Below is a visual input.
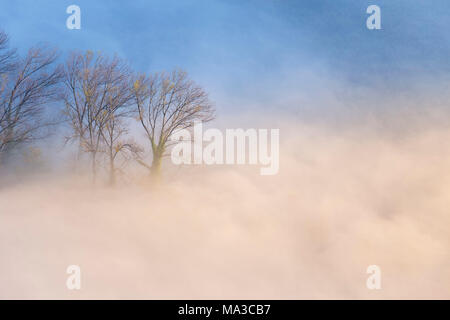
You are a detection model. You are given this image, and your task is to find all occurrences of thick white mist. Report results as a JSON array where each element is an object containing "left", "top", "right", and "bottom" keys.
[{"left": 1, "top": 115, "right": 449, "bottom": 299}]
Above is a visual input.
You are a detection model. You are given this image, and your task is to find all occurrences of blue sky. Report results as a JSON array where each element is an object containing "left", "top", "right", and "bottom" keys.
[{"left": 1, "top": 0, "right": 449, "bottom": 115}]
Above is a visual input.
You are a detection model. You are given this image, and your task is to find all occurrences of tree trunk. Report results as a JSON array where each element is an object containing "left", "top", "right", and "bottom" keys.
[
  {"left": 91, "top": 152, "right": 97, "bottom": 184},
  {"left": 151, "top": 154, "right": 162, "bottom": 179},
  {"left": 150, "top": 148, "right": 163, "bottom": 182},
  {"left": 109, "top": 154, "right": 116, "bottom": 186}
]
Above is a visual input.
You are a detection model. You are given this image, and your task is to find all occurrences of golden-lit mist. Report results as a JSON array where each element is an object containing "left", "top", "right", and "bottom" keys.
[{"left": 1, "top": 117, "right": 449, "bottom": 299}]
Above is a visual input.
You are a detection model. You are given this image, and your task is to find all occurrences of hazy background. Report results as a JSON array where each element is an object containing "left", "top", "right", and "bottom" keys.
[
  {"left": 1, "top": 121, "right": 450, "bottom": 299},
  {"left": 0, "top": 0, "right": 450, "bottom": 299},
  {"left": 2, "top": 0, "right": 450, "bottom": 117}
]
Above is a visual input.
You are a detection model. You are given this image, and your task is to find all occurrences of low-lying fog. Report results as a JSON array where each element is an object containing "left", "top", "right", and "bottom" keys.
[{"left": 1, "top": 114, "right": 449, "bottom": 299}]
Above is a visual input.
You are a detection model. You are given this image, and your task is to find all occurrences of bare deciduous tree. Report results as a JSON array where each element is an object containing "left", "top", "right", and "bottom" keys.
[
  {"left": 131, "top": 69, "right": 214, "bottom": 179},
  {"left": 0, "top": 40, "right": 62, "bottom": 164},
  {"left": 63, "top": 51, "right": 136, "bottom": 183},
  {"left": 0, "top": 31, "right": 17, "bottom": 75},
  {"left": 101, "top": 113, "right": 142, "bottom": 185}
]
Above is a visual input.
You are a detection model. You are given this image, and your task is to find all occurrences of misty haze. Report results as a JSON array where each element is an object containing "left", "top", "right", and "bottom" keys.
[{"left": 1, "top": 0, "right": 450, "bottom": 300}]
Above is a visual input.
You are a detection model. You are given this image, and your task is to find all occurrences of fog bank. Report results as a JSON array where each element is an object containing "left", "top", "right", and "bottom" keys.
[{"left": 1, "top": 117, "right": 449, "bottom": 299}]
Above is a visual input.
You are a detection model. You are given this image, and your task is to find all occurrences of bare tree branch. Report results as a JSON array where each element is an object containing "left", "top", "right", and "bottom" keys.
[
  {"left": 0, "top": 38, "right": 62, "bottom": 163},
  {"left": 131, "top": 69, "right": 215, "bottom": 178},
  {"left": 62, "top": 51, "right": 137, "bottom": 184}
]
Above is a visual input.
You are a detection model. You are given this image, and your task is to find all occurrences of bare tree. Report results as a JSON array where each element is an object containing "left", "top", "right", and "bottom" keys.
[
  {"left": 0, "top": 31, "right": 17, "bottom": 75},
  {"left": 101, "top": 112, "right": 142, "bottom": 185},
  {"left": 63, "top": 51, "right": 135, "bottom": 183},
  {"left": 131, "top": 69, "right": 214, "bottom": 179},
  {"left": 0, "top": 42, "right": 63, "bottom": 164}
]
